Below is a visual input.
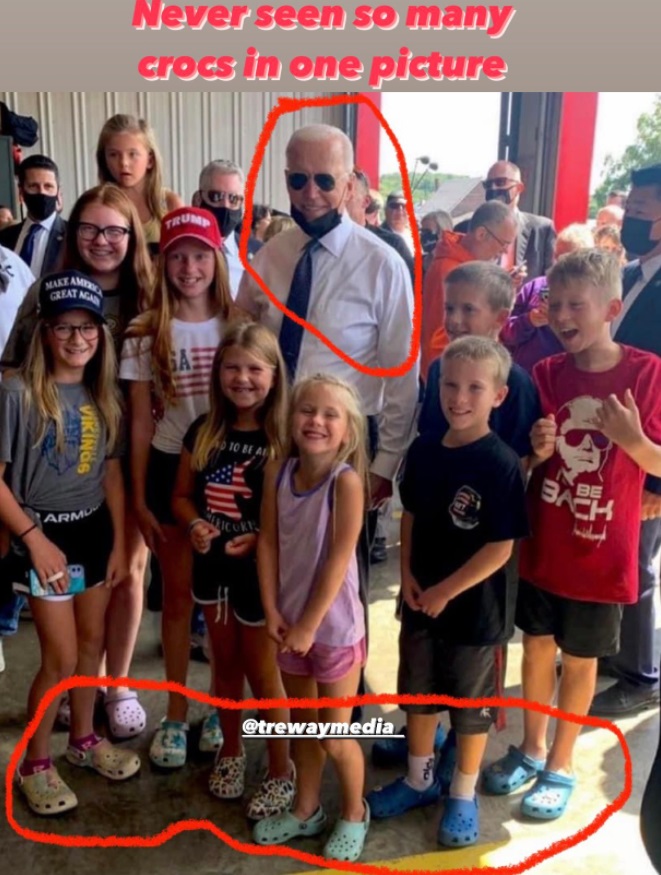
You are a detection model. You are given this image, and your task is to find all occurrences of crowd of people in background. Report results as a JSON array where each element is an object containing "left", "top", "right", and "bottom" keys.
[{"left": 1, "top": 111, "right": 660, "bottom": 866}]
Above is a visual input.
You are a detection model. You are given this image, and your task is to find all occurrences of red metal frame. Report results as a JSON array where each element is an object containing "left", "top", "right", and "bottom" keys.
[
  {"left": 553, "top": 92, "right": 599, "bottom": 230},
  {"left": 355, "top": 93, "right": 381, "bottom": 190}
]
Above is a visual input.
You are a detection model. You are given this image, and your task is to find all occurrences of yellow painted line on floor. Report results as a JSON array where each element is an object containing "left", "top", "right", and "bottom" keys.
[{"left": 285, "top": 840, "right": 508, "bottom": 874}]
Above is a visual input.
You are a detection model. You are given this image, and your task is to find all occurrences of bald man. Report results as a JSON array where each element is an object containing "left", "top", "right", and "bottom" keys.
[{"left": 456, "top": 160, "right": 557, "bottom": 279}]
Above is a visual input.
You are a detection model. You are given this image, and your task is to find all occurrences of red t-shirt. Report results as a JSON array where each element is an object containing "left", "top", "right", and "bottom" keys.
[{"left": 520, "top": 345, "right": 661, "bottom": 604}]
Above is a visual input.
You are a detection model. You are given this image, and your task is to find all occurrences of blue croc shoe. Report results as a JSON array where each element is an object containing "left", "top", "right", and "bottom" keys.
[
  {"left": 371, "top": 724, "right": 447, "bottom": 768},
  {"left": 520, "top": 770, "right": 576, "bottom": 820},
  {"left": 438, "top": 796, "right": 479, "bottom": 847},
  {"left": 482, "top": 746, "right": 545, "bottom": 796},
  {"left": 367, "top": 776, "right": 441, "bottom": 819}
]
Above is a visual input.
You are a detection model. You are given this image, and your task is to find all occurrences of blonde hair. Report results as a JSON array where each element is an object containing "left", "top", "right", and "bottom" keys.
[
  {"left": 191, "top": 322, "right": 288, "bottom": 470},
  {"left": 125, "top": 244, "right": 232, "bottom": 404},
  {"left": 594, "top": 223, "right": 624, "bottom": 255},
  {"left": 445, "top": 262, "right": 514, "bottom": 312},
  {"left": 548, "top": 249, "right": 623, "bottom": 302},
  {"left": 263, "top": 215, "right": 296, "bottom": 243},
  {"left": 555, "top": 222, "right": 595, "bottom": 252},
  {"left": 96, "top": 114, "right": 166, "bottom": 223},
  {"left": 442, "top": 336, "right": 512, "bottom": 386},
  {"left": 21, "top": 319, "right": 122, "bottom": 453},
  {"left": 287, "top": 374, "right": 369, "bottom": 489}
]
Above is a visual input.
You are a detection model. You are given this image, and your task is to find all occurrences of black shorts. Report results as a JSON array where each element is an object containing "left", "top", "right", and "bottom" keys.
[
  {"left": 398, "top": 613, "right": 505, "bottom": 734},
  {"left": 11, "top": 503, "right": 114, "bottom": 599},
  {"left": 193, "top": 549, "right": 264, "bottom": 626},
  {"left": 146, "top": 447, "right": 181, "bottom": 525},
  {"left": 516, "top": 579, "right": 623, "bottom": 659}
]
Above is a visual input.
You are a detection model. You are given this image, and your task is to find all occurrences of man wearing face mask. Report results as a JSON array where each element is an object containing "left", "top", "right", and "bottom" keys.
[
  {"left": 457, "top": 161, "right": 556, "bottom": 282},
  {"left": 237, "top": 123, "right": 418, "bottom": 675},
  {"left": 0, "top": 155, "right": 66, "bottom": 278},
  {"left": 192, "top": 159, "right": 261, "bottom": 300},
  {"left": 589, "top": 164, "right": 661, "bottom": 719}
]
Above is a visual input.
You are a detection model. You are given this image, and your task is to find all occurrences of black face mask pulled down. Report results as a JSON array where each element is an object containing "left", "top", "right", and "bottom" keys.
[
  {"left": 420, "top": 228, "right": 439, "bottom": 251},
  {"left": 23, "top": 192, "right": 58, "bottom": 222},
  {"left": 208, "top": 205, "right": 242, "bottom": 240},
  {"left": 290, "top": 204, "right": 342, "bottom": 240},
  {"left": 620, "top": 215, "right": 661, "bottom": 257},
  {"left": 485, "top": 187, "right": 513, "bottom": 206}
]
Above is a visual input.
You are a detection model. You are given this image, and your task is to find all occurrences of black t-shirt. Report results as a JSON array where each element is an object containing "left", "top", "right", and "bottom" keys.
[
  {"left": 183, "top": 418, "right": 269, "bottom": 547},
  {"left": 400, "top": 431, "right": 529, "bottom": 645}
]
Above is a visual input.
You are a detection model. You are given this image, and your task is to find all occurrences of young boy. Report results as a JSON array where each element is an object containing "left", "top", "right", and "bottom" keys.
[
  {"left": 482, "top": 249, "right": 661, "bottom": 819},
  {"left": 367, "top": 336, "right": 530, "bottom": 847},
  {"left": 373, "top": 261, "right": 540, "bottom": 770}
]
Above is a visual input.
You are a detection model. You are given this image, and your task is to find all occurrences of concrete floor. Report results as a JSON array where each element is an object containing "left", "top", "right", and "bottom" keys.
[{"left": 2, "top": 514, "right": 660, "bottom": 875}]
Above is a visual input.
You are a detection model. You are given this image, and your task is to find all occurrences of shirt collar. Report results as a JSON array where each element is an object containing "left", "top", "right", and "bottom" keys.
[
  {"left": 27, "top": 211, "right": 57, "bottom": 232},
  {"left": 223, "top": 230, "right": 238, "bottom": 255},
  {"left": 640, "top": 251, "right": 661, "bottom": 282},
  {"left": 315, "top": 212, "right": 353, "bottom": 257}
]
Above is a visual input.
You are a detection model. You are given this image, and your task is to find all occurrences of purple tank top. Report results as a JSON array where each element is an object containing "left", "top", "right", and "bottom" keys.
[{"left": 276, "top": 458, "right": 365, "bottom": 648}]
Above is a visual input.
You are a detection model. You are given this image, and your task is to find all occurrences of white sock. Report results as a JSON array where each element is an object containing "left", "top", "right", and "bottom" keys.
[
  {"left": 404, "top": 753, "right": 435, "bottom": 791},
  {"left": 449, "top": 767, "right": 479, "bottom": 801}
]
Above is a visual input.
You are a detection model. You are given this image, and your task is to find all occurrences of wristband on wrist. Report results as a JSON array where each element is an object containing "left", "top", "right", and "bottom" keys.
[{"left": 18, "top": 523, "right": 38, "bottom": 540}]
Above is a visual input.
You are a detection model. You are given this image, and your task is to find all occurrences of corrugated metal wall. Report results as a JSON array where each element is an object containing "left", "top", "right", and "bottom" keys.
[{"left": 1, "top": 92, "right": 347, "bottom": 216}]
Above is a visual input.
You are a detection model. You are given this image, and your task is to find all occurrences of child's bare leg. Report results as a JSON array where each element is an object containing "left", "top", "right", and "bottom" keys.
[
  {"left": 25, "top": 598, "right": 78, "bottom": 761},
  {"left": 158, "top": 526, "right": 193, "bottom": 722},
  {"left": 451, "top": 731, "right": 488, "bottom": 798},
  {"left": 521, "top": 633, "right": 557, "bottom": 760},
  {"left": 546, "top": 653, "right": 597, "bottom": 774},
  {"left": 242, "top": 624, "right": 290, "bottom": 777},
  {"left": 69, "top": 584, "right": 112, "bottom": 739},
  {"left": 319, "top": 664, "right": 365, "bottom": 822},
  {"left": 203, "top": 605, "right": 244, "bottom": 755},
  {"left": 282, "top": 672, "right": 325, "bottom": 820}
]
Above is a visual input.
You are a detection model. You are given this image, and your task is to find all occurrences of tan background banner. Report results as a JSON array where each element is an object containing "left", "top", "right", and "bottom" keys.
[{"left": 2, "top": 0, "right": 660, "bottom": 90}]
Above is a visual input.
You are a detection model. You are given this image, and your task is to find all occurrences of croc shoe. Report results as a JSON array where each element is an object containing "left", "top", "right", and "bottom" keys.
[
  {"left": 149, "top": 719, "right": 189, "bottom": 769},
  {"left": 367, "top": 776, "right": 441, "bottom": 819},
  {"left": 65, "top": 738, "right": 141, "bottom": 780},
  {"left": 17, "top": 765, "right": 78, "bottom": 815},
  {"left": 438, "top": 796, "right": 479, "bottom": 847},
  {"left": 520, "top": 770, "right": 576, "bottom": 820},
  {"left": 253, "top": 806, "right": 327, "bottom": 845},
  {"left": 323, "top": 801, "right": 371, "bottom": 863},
  {"left": 482, "top": 746, "right": 545, "bottom": 795}
]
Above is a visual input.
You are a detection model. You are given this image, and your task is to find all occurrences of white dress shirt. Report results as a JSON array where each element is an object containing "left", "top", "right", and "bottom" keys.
[
  {"left": 236, "top": 214, "right": 419, "bottom": 480},
  {"left": 0, "top": 245, "right": 35, "bottom": 363},
  {"left": 14, "top": 211, "right": 57, "bottom": 278},
  {"left": 223, "top": 231, "right": 245, "bottom": 300},
  {"left": 612, "top": 251, "right": 661, "bottom": 336}
]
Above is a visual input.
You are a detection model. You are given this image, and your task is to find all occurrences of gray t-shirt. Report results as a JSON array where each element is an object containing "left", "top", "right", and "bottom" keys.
[{"left": 0, "top": 376, "right": 114, "bottom": 515}]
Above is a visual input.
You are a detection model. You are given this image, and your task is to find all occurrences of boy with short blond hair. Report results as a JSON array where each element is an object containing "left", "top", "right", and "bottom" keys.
[
  {"left": 368, "top": 336, "right": 529, "bottom": 848},
  {"left": 483, "top": 249, "right": 661, "bottom": 819}
]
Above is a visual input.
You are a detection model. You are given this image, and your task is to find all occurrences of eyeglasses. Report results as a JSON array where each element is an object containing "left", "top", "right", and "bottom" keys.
[
  {"left": 200, "top": 190, "right": 244, "bottom": 208},
  {"left": 77, "top": 223, "right": 130, "bottom": 243},
  {"left": 48, "top": 322, "right": 100, "bottom": 340},
  {"left": 287, "top": 172, "right": 342, "bottom": 193},
  {"left": 562, "top": 429, "right": 610, "bottom": 450},
  {"left": 483, "top": 226, "right": 514, "bottom": 248},
  {"left": 387, "top": 202, "right": 407, "bottom": 210},
  {"left": 482, "top": 177, "right": 518, "bottom": 190}
]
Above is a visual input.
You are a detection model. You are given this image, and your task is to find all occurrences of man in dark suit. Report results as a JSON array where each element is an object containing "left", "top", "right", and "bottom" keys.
[
  {"left": 456, "top": 161, "right": 556, "bottom": 281},
  {"left": 193, "top": 159, "right": 261, "bottom": 300},
  {"left": 590, "top": 163, "right": 661, "bottom": 718},
  {"left": 0, "top": 154, "right": 66, "bottom": 278}
]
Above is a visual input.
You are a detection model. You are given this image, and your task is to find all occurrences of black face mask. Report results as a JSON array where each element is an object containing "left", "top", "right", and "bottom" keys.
[
  {"left": 23, "top": 192, "right": 58, "bottom": 222},
  {"left": 420, "top": 228, "right": 439, "bottom": 250},
  {"left": 290, "top": 204, "right": 342, "bottom": 240},
  {"left": 620, "top": 215, "right": 661, "bottom": 257},
  {"left": 485, "top": 187, "right": 513, "bottom": 206},
  {"left": 208, "top": 205, "right": 242, "bottom": 239}
]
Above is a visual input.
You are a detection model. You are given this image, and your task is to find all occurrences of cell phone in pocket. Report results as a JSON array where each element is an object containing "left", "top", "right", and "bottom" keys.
[{"left": 28, "top": 564, "right": 86, "bottom": 597}]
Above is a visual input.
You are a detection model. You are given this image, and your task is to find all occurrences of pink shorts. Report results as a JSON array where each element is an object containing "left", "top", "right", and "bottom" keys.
[{"left": 278, "top": 638, "right": 367, "bottom": 684}]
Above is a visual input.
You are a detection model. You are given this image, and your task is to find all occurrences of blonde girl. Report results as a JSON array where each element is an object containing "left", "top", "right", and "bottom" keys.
[
  {"left": 253, "top": 375, "right": 371, "bottom": 863},
  {"left": 1, "top": 184, "right": 154, "bottom": 738},
  {"left": 172, "top": 322, "right": 296, "bottom": 820},
  {"left": 120, "top": 206, "right": 234, "bottom": 768},
  {"left": 0, "top": 270, "right": 140, "bottom": 816},
  {"left": 96, "top": 114, "right": 183, "bottom": 246}
]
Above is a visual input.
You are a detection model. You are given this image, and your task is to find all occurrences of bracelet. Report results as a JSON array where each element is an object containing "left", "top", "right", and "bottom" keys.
[
  {"left": 187, "top": 518, "right": 206, "bottom": 534},
  {"left": 18, "top": 523, "right": 38, "bottom": 540}
]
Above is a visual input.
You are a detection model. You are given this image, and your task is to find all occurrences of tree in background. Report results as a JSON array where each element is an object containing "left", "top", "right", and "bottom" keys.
[
  {"left": 380, "top": 171, "right": 462, "bottom": 205},
  {"left": 592, "top": 93, "right": 661, "bottom": 212}
]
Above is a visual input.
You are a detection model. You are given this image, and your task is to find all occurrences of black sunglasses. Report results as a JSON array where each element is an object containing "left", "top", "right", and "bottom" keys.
[{"left": 287, "top": 172, "right": 338, "bottom": 192}]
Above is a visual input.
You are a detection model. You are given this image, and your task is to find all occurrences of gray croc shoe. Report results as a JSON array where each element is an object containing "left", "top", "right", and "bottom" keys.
[{"left": 253, "top": 806, "right": 327, "bottom": 845}]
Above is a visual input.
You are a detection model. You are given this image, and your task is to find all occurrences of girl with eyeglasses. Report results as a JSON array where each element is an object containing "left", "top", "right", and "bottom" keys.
[
  {"left": 1, "top": 184, "right": 157, "bottom": 742},
  {"left": 96, "top": 114, "right": 183, "bottom": 247},
  {"left": 0, "top": 270, "right": 141, "bottom": 816}
]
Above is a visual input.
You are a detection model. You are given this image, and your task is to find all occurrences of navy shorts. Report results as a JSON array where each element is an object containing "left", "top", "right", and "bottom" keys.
[{"left": 193, "top": 548, "right": 264, "bottom": 626}]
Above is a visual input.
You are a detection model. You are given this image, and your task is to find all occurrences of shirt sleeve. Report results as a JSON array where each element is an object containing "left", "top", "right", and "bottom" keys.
[
  {"left": 0, "top": 383, "right": 20, "bottom": 463},
  {"left": 500, "top": 280, "right": 538, "bottom": 350},
  {"left": 398, "top": 437, "right": 422, "bottom": 515},
  {"left": 418, "top": 358, "right": 444, "bottom": 435},
  {"left": 0, "top": 278, "right": 41, "bottom": 370},
  {"left": 371, "top": 254, "right": 420, "bottom": 482},
  {"left": 494, "top": 366, "right": 541, "bottom": 458},
  {"left": 482, "top": 450, "right": 530, "bottom": 543},
  {"left": 119, "top": 335, "right": 153, "bottom": 382},
  {"left": 235, "top": 254, "right": 264, "bottom": 318}
]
